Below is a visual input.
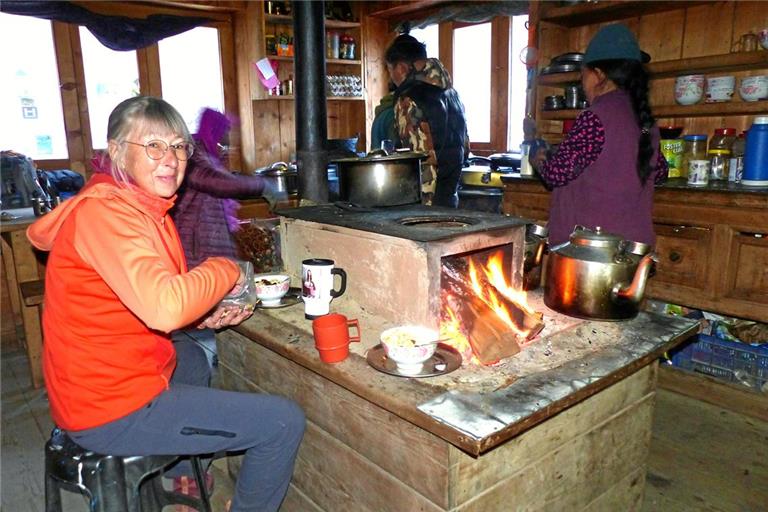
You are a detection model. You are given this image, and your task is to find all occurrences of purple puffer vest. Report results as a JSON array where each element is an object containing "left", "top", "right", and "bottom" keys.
[{"left": 547, "top": 89, "right": 661, "bottom": 246}]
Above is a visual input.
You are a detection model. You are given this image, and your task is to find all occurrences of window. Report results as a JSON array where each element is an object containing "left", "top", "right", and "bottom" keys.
[
  {"left": 0, "top": 13, "right": 67, "bottom": 159},
  {"left": 409, "top": 25, "right": 439, "bottom": 58},
  {"left": 159, "top": 26, "right": 224, "bottom": 133},
  {"left": 453, "top": 23, "right": 492, "bottom": 143},
  {"left": 508, "top": 15, "right": 529, "bottom": 152},
  {"left": 80, "top": 27, "right": 140, "bottom": 149}
]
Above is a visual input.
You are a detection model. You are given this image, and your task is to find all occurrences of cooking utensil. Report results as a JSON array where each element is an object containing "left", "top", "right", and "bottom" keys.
[
  {"left": 253, "top": 161, "right": 298, "bottom": 195},
  {"left": 543, "top": 95, "right": 565, "bottom": 110},
  {"left": 413, "top": 338, "right": 452, "bottom": 347},
  {"left": 551, "top": 52, "right": 584, "bottom": 64},
  {"left": 544, "top": 226, "right": 656, "bottom": 320},
  {"left": 332, "top": 149, "right": 427, "bottom": 207},
  {"left": 539, "top": 63, "right": 580, "bottom": 75}
]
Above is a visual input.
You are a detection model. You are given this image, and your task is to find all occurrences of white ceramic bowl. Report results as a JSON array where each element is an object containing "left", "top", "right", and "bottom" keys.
[
  {"left": 739, "top": 76, "right": 768, "bottom": 102},
  {"left": 759, "top": 28, "right": 768, "bottom": 50},
  {"left": 253, "top": 274, "right": 291, "bottom": 305},
  {"left": 380, "top": 325, "right": 438, "bottom": 374},
  {"left": 675, "top": 75, "right": 705, "bottom": 105},
  {"left": 705, "top": 75, "right": 735, "bottom": 102}
]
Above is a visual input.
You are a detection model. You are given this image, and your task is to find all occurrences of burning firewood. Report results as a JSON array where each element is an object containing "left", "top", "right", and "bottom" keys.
[{"left": 442, "top": 258, "right": 544, "bottom": 365}]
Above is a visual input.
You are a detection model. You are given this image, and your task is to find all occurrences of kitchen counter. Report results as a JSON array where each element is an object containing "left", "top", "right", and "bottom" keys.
[
  {"left": 500, "top": 173, "right": 768, "bottom": 194},
  {"left": 1, "top": 207, "right": 45, "bottom": 388},
  {"left": 217, "top": 290, "right": 698, "bottom": 511}
]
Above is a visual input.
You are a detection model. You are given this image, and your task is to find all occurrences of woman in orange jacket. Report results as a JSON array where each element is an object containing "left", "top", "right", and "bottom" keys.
[{"left": 27, "top": 96, "right": 304, "bottom": 512}]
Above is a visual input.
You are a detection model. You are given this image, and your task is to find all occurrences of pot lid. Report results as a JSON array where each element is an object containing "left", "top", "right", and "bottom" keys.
[
  {"left": 569, "top": 226, "right": 623, "bottom": 248},
  {"left": 331, "top": 148, "right": 428, "bottom": 164},
  {"left": 255, "top": 161, "right": 297, "bottom": 176}
]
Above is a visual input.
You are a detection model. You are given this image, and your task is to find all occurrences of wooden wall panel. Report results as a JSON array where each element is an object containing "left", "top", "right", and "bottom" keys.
[
  {"left": 681, "top": 3, "right": 734, "bottom": 58},
  {"left": 363, "top": 11, "right": 391, "bottom": 152},
  {"left": 638, "top": 10, "right": 685, "bottom": 62},
  {"left": 279, "top": 100, "right": 296, "bottom": 163},
  {"left": 252, "top": 99, "right": 283, "bottom": 166}
]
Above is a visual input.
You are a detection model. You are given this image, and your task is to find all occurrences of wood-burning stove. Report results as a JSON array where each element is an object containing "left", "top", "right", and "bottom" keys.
[{"left": 279, "top": 205, "right": 529, "bottom": 337}]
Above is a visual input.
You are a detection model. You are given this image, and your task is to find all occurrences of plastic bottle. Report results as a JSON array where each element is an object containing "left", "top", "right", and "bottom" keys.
[
  {"left": 708, "top": 128, "right": 735, "bottom": 181},
  {"left": 742, "top": 116, "right": 768, "bottom": 187},
  {"left": 682, "top": 134, "right": 708, "bottom": 184}
]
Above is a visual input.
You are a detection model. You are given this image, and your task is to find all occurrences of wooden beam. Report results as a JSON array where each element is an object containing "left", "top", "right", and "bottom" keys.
[{"left": 368, "top": 1, "right": 454, "bottom": 20}]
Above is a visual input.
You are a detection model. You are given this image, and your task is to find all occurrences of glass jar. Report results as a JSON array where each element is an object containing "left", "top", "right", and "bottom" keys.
[
  {"left": 707, "top": 128, "right": 736, "bottom": 181},
  {"left": 681, "top": 134, "right": 707, "bottom": 182},
  {"left": 729, "top": 132, "right": 746, "bottom": 182}
]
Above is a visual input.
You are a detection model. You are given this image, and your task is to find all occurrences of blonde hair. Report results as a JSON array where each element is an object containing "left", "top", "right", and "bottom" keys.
[{"left": 105, "top": 96, "right": 191, "bottom": 184}]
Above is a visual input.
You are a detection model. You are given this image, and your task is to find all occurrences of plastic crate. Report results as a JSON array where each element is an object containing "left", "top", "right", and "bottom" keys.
[{"left": 669, "top": 333, "right": 768, "bottom": 391}]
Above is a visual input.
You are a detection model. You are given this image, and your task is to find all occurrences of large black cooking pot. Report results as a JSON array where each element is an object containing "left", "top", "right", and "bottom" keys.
[{"left": 332, "top": 149, "right": 427, "bottom": 207}]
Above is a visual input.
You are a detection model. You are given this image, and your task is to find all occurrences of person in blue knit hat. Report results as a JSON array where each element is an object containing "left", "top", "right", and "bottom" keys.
[{"left": 531, "top": 23, "right": 668, "bottom": 247}]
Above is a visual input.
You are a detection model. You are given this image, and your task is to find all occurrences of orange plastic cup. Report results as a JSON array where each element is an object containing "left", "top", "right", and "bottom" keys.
[{"left": 312, "top": 314, "right": 360, "bottom": 363}]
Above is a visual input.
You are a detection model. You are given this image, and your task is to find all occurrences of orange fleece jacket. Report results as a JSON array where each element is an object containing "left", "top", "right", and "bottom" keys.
[{"left": 27, "top": 174, "right": 239, "bottom": 431}]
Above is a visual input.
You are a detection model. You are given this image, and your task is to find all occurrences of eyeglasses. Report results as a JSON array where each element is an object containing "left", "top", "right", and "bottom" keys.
[{"left": 123, "top": 140, "right": 194, "bottom": 161}]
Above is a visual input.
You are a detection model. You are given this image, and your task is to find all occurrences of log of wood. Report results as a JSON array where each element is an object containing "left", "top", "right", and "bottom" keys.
[{"left": 441, "top": 259, "right": 544, "bottom": 365}]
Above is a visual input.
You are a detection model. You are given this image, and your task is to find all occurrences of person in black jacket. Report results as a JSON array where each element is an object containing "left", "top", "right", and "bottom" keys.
[{"left": 385, "top": 34, "right": 468, "bottom": 208}]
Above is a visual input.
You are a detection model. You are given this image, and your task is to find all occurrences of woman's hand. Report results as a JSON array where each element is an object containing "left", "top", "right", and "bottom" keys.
[{"left": 198, "top": 303, "right": 254, "bottom": 330}]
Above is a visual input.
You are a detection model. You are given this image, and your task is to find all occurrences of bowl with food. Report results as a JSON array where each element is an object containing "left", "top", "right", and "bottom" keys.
[
  {"left": 253, "top": 274, "right": 291, "bottom": 305},
  {"left": 380, "top": 325, "right": 439, "bottom": 374}
]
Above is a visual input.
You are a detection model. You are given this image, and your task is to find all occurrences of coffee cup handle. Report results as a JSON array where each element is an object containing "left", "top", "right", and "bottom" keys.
[
  {"left": 347, "top": 319, "right": 360, "bottom": 343},
  {"left": 330, "top": 268, "right": 347, "bottom": 298}
]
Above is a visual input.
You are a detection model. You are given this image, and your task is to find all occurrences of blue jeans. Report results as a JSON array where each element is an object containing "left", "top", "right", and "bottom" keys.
[
  {"left": 68, "top": 338, "right": 305, "bottom": 512},
  {"left": 172, "top": 327, "right": 218, "bottom": 368}
]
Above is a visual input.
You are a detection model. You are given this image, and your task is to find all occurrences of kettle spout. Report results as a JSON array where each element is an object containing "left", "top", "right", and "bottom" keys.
[{"left": 612, "top": 253, "right": 656, "bottom": 304}]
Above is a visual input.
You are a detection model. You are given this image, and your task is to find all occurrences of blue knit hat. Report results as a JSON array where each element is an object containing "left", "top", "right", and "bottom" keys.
[{"left": 584, "top": 24, "right": 641, "bottom": 63}]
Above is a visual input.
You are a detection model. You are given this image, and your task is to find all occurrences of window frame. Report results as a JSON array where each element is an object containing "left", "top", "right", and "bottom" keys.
[
  {"left": 32, "top": 4, "right": 238, "bottom": 175},
  {"left": 439, "top": 17, "right": 511, "bottom": 155}
]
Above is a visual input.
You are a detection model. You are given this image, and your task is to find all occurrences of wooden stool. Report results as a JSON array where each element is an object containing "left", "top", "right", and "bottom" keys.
[
  {"left": 18, "top": 279, "right": 44, "bottom": 388},
  {"left": 45, "top": 427, "right": 212, "bottom": 512}
]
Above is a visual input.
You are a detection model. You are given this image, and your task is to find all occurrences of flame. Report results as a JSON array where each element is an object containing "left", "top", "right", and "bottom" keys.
[
  {"left": 439, "top": 302, "right": 479, "bottom": 364},
  {"left": 440, "top": 250, "right": 539, "bottom": 364},
  {"left": 469, "top": 252, "right": 536, "bottom": 339}
]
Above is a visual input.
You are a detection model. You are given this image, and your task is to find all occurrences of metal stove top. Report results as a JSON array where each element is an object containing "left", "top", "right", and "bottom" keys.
[{"left": 277, "top": 204, "right": 527, "bottom": 242}]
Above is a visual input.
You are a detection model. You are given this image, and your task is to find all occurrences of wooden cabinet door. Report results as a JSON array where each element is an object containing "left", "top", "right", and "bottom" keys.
[
  {"left": 651, "top": 223, "right": 713, "bottom": 297},
  {"left": 721, "top": 231, "right": 768, "bottom": 312}
]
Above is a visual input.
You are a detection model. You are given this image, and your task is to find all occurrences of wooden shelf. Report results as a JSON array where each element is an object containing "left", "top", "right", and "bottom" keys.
[
  {"left": 538, "top": 52, "right": 768, "bottom": 86},
  {"left": 540, "top": 100, "right": 768, "bottom": 120},
  {"left": 266, "top": 55, "right": 361, "bottom": 66},
  {"left": 265, "top": 14, "right": 360, "bottom": 28},
  {"left": 540, "top": 1, "right": 709, "bottom": 27},
  {"left": 255, "top": 95, "right": 364, "bottom": 102}
]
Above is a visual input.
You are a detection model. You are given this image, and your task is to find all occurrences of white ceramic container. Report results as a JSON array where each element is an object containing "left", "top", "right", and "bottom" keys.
[
  {"left": 705, "top": 76, "right": 735, "bottom": 102},
  {"left": 739, "top": 76, "right": 768, "bottom": 102},
  {"left": 675, "top": 75, "right": 705, "bottom": 105}
]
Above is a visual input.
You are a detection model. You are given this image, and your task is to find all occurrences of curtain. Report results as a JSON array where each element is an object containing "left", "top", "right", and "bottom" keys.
[
  {"left": 0, "top": 0, "right": 212, "bottom": 51},
  {"left": 395, "top": 1, "right": 529, "bottom": 32}
]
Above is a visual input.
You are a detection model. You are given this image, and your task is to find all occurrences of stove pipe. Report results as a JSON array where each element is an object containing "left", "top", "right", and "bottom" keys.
[{"left": 293, "top": 0, "right": 329, "bottom": 203}]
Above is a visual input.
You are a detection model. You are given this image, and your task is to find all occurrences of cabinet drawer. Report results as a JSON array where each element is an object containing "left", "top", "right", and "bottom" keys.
[
  {"left": 723, "top": 232, "right": 768, "bottom": 305},
  {"left": 654, "top": 224, "right": 712, "bottom": 288}
]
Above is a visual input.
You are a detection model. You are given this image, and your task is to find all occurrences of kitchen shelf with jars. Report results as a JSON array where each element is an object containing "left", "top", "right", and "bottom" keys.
[
  {"left": 259, "top": 8, "right": 364, "bottom": 101},
  {"left": 530, "top": 0, "right": 768, "bottom": 145},
  {"left": 250, "top": 0, "right": 368, "bottom": 166}
]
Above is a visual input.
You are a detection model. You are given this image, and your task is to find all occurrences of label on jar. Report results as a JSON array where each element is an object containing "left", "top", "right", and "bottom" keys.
[
  {"left": 687, "top": 159, "right": 710, "bottom": 186},
  {"left": 728, "top": 156, "right": 743, "bottom": 182},
  {"left": 661, "top": 139, "right": 684, "bottom": 178}
]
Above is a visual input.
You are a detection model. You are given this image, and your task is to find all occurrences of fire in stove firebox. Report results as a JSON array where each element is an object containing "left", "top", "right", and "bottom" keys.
[{"left": 441, "top": 248, "right": 544, "bottom": 365}]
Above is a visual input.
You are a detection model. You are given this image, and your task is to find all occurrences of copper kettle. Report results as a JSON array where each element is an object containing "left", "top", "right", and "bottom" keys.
[{"left": 543, "top": 226, "right": 655, "bottom": 320}]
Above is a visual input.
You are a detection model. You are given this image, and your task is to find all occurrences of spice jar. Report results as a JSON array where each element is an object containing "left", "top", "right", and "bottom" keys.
[
  {"left": 682, "top": 134, "right": 708, "bottom": 185},
  {"left": 707, "top": 128, "right": 736, "bottom": 181}
]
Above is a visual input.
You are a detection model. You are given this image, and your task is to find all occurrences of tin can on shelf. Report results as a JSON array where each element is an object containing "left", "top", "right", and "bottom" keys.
[
  {"left": 660, "top": 139, "right": 684, "bottom": 178},
  {"left": 687, "top": 159, "right": 710, "bottom": 186}
]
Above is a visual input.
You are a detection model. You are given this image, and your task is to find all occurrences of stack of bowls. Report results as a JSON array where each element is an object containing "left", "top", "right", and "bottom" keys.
[{"left": 675, "top": 75, "right": 705, "bottom": 105}]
